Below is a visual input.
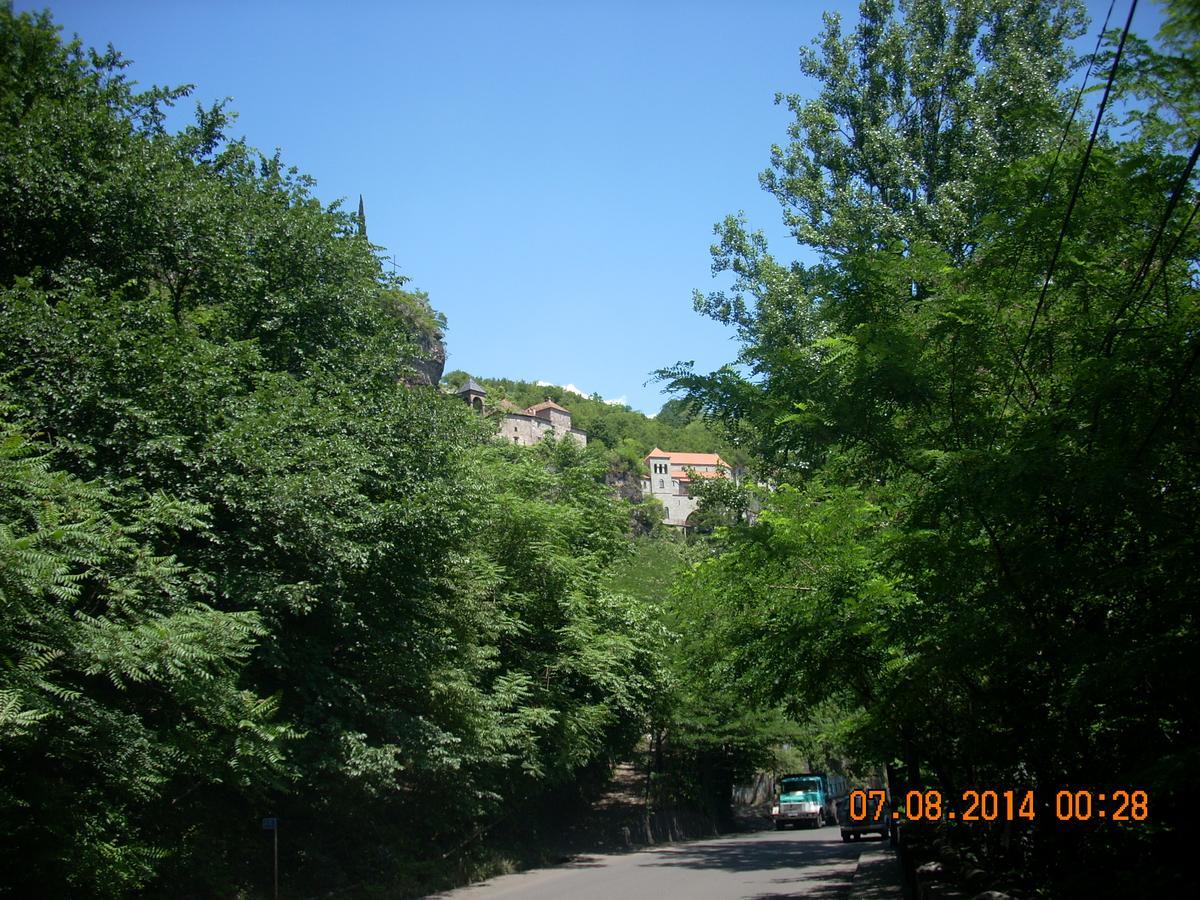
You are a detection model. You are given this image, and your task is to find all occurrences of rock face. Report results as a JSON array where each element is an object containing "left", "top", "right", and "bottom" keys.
[
  {"left": 408, "top": 323, "right": 446, "bottom": 386},
  {"left": 605, "top": 469, "right": 643, "bottom": 502},
  {"left": 385, "top": 288, "right": 446, "bottom": 386}
]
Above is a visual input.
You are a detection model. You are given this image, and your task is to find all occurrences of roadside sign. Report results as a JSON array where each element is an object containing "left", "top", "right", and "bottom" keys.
[{"left": 262, "top": 817, "right": 278, "bottom": 830}]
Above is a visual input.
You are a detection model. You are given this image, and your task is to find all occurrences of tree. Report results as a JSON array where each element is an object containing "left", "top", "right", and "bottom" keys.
[
  {"left": 664, "top": 0, "right": 1088, "bottom": 471},
  {"left": 0, "top": 7, "right": 664, "bottom": 894},
  {"left": 662, "top": 0, "right": 1199, "bottom": 892},
  {"left": 0, "top": 403, "right": 292, "bottom": 896}
]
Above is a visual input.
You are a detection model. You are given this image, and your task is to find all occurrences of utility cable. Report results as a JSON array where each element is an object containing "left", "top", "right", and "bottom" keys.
[
  {"left": 1020, "top": 0, "right": 1137, "bottom": 363},
  {"left": 1000, "top": 0, "right": 1138, "bottom": 418},
  {"left": 1101, "top": 135, "right": 1200, "bottom": 356},
  {"left": 988, "top": 0, "right": 1118, "bottom": 399}
]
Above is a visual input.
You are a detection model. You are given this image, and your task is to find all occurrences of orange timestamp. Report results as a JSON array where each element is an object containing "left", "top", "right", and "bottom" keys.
[{"left": 848, "top": 788, "right": 1149, "bottom": 823}]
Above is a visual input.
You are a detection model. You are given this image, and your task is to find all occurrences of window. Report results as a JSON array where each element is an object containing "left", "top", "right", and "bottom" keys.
[{"left": 658, "top": 479, "right": 664, "bottom": 488}]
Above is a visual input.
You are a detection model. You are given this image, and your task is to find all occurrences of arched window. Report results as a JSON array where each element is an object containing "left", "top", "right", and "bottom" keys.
[{"left": 658, "top": 479, "right": 664, "bottom": 488}]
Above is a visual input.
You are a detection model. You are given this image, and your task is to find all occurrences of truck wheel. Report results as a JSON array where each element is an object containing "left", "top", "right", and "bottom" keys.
[{"left": 841, "top": 832, "right": 850, "bottom": 843}]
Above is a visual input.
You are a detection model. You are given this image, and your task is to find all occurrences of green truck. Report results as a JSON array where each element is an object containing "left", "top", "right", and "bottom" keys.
[{"left": 770, "top": 772, "right": 848, "bottom": 829}]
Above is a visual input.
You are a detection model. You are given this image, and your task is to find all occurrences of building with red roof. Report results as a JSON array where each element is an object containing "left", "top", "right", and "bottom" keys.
[
  {"left": 641, "top": 448, "right": 731, "bottom": 526},
  {"left": 457, "top": 381, "right": 587, "bottom": 447}
]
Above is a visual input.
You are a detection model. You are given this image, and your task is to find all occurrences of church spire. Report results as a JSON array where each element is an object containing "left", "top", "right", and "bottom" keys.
[{"left": 357, "top": 194, "right": 367, "bottom": 238}]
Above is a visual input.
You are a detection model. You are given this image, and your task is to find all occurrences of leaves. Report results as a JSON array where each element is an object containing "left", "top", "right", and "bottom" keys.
[
  {"left": 0, "top": 7, "right": 663, "bottom": 894},
  {"left": 666, "top": 0, "right": 1199, "bottom": 892}
]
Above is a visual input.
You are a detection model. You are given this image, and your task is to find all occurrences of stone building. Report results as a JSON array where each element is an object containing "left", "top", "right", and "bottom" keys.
[
  {"left": 459, "top": 378, "right": 487, "bottom": 411},
  {"left": 641, "top": 448, "right": 731, "bottom": 526},
  {"left": 456, "top": 380, "right": 587, "bottom": 447}
]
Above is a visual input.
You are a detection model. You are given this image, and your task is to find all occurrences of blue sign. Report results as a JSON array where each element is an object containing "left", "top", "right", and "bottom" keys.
[{"left": 262, "top": 817, "right": 278, "bottom": 830}]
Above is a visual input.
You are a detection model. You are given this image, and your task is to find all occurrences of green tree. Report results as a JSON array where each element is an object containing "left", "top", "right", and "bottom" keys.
[
  {"left": 0, "top": 405, "right": 292, "bottom": 896},
  {"left": 0, "top": 7, "right": 663, "bottom": 895},
  {"left": 662, "top": 0, "right": 1199, "bottom": 892}
]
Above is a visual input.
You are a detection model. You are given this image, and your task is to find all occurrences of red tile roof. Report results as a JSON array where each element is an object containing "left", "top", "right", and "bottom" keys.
[
  {"left": 645, "top": 449, "right": 730, "bottom": 469},
  {"left": 673, "top": 469, "right": 727, "bottom": 481},
  {"left": 526, "top": 400, "right": 571, "bottom": 415}
]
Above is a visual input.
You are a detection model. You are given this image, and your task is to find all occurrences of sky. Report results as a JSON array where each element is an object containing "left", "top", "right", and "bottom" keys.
[{"left": 21, "top": 0, "right": 1166, "bottom": 413}]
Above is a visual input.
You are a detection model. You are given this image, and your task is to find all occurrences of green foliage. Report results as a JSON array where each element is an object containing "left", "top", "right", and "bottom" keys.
[
  {"left": 764, "top": 0, "right": 1085, "bottom": 259},
  {"left": 605, "top": 534, "right": 695, "bottom": 605},
  {"left": 0, "top": 7, "right": 663, "bottom": 895},
  {"left": 0, "top": 408, "right": 292, "bottom": 896},
  {"left": 663, "top": 0, "right": 1199, "bottom": 892},
  {"left": 684, "top": 471, "right": 757, "bottom": 532}
]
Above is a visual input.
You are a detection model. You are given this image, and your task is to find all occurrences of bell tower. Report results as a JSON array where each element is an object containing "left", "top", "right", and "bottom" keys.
[{"left": 457, "top": 378, "right": 487, "bottom": 412}]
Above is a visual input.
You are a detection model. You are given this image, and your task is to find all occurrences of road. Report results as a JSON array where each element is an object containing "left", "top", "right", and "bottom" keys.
[{"left": 430, "top": 827, "right": 901, "bottom": 900}]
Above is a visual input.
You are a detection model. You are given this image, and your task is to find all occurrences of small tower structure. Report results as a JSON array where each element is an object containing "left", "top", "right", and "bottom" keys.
[{"left": 457, "top": 378, "right": 487, "bottom": 412}]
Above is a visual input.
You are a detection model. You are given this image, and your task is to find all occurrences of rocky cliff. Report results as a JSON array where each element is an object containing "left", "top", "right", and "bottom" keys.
[
  {"left": 409, "top": 320, "right": 446, "bottom": 386},
  {"left": 383, "top": 287, "right": 446, "bottom": 386}
]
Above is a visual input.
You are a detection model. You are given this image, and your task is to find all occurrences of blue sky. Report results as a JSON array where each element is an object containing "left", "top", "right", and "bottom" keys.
[{"left": 24, "top": 0, "right": 1165, "bottom": 413}]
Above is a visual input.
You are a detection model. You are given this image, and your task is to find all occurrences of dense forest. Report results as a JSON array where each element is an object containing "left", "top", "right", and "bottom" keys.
[
  {"left": 659, "top": 0, "right": 1199, "bottom": 894},
  {"left": 0, "top": 6, "right": 732, "bottom": 895},
  {"left": 1, "top": 0, "right": 1197, "bottom": 897}
]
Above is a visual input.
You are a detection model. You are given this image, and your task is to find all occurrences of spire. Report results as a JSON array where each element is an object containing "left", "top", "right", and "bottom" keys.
[{"left": 357, "top": 194, "right": 367, "bottom": 238}]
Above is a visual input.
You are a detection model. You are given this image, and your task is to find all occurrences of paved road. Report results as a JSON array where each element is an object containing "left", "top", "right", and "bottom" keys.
[{"left": 430, "top": 828, "right": 898, "bottom": 900}]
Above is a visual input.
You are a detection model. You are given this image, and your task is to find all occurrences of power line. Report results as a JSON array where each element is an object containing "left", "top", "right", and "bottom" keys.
[
  {"left": 1039, "top": 0, "right": 1119, "bottom": 211},
  {"left": 1000, "top": 0, "right": 1138, "bottom": 416},
  {"left": 994, "top": 0, "right": 1117, "bottom": 312},
  {"left": 1101, "top": 135, "right": 1200, "bottom": 356},
  {"left": 1021, "top": 0, "right": 1138, "bottom": 359},
  {"left": 987, "top": 0, "right": 1118, "bottom": 400}
]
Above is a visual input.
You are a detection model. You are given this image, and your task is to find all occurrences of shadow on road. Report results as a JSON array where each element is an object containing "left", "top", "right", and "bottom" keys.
[
  {"left": 645, "top": 834, "right": 860, "bottom": 874},
  {"left": 557, "top": 855, "right": 608, "bottom": 868}
]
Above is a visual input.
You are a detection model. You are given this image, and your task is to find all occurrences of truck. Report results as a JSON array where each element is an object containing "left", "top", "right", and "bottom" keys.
[{"left": 771, "top": 772, "right": 848, "bottom": 830}]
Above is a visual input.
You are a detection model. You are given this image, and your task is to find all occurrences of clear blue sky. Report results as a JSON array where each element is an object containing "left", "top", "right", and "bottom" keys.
[{"left": 23, "top": 0, "right": 1164, "bottom": 413}]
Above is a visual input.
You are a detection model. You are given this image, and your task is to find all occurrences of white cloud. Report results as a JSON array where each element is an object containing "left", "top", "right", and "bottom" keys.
[
  {"left": 536, "top": 379, "right": 587, "bottom": 398},
  {"left": 536, "top": 380, "right": 626, "bottom": 406}
]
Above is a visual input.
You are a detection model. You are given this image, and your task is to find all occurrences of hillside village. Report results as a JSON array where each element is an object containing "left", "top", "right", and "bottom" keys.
[
  {"left": 455, "top": 379, "right": 589, "bottom": 447},
  {"left": 448, "top": 373, "right": 742, "bottom": 528}
]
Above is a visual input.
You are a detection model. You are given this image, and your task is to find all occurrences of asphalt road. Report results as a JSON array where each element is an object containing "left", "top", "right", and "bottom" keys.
[{"left": 430, "top": 827, "right": 898, "bottom": 900}]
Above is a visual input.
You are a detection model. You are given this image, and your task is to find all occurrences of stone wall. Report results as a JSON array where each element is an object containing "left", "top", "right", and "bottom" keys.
[
  {"left": 660, "top": 493, "right": 699, "bottom": 526},
  {"left": 499, "top": 413, "right": 587, "bottom": 447}
]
